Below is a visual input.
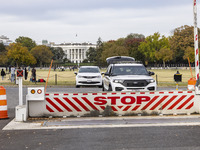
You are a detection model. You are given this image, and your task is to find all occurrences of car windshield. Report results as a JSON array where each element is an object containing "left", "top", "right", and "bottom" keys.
[
  {"left": 112, "top": 66, "right": 149, "bottom": 75},
  {"left": 79, "top": 67, "right": 100, "bottom": 73}
]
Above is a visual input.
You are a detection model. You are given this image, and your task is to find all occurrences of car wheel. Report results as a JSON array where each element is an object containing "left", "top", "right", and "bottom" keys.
[{"left": 76, "top": 85, "right": 80, "bottom": 88}]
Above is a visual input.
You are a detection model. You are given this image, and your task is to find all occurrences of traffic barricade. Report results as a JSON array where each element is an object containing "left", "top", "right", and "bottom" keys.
[
  {"left": 0, "top": 86, "right": 8, "bottom": 119},
  {"left": 27, "top": 89, "right": 199, "bottom": 117}
]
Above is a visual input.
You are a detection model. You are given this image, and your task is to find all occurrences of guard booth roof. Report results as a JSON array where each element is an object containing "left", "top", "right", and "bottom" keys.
[{"left": 106, "top": 56, "right": 135, "bottom": 65}]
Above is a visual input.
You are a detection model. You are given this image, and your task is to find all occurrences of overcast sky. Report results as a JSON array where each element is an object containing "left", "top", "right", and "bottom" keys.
[{"left": 0, "top": 0, "right": 197, "bottom": 44}]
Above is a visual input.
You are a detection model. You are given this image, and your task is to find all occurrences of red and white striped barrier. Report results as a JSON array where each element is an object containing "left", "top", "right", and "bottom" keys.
[{"left": 28, "top": 90, "right": 199, "bottom": 117}]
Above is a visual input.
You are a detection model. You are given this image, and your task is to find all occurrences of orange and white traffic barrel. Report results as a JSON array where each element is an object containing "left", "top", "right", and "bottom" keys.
[
  {"left": 188, "top": 78, "right": 196, "bottom": 91},
  {"left": 0, "top": 86, "right": 8, "bottom": 119}
]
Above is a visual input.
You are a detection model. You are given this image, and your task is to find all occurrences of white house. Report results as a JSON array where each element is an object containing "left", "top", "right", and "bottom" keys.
[{"left": 52, "top": 42, "right": 96, "bottom": 63}]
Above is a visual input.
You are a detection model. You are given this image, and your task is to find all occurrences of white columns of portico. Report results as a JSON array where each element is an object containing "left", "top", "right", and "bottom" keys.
[{"left": 77, "top": 49, "right": 80, "bottom": 63}]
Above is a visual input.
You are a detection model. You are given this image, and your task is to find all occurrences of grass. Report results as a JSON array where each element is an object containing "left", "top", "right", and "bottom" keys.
[
  {"left": 150, "top": 69, "right": 195, "bottom": 86},
  {"left": 0, "top": 68, "right": 196, "bottom": 87},
  {"left": 0, "top": 69, "right": 77, "bottom": 86}
]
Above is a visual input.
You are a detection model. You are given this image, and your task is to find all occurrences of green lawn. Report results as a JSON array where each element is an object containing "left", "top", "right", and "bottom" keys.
[
  {"left": 150, "top": 69, "right": 195, "bottom": 86},
  {"left": 0, "top": 68, "right": 196, "bottom": 87}
]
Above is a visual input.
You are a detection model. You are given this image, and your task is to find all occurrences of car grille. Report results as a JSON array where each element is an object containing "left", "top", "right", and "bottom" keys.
[
  {"left": 83, "top": 76, "right": 97, "bottom": 79},
  {"left": 122, "top": 80, "right": 148, "bottom": 87},
  {"left": 78, "top": 81, "right": 100, "bottom": 84},
  {"left": 127, "top": 88, "right": 145, "bottom": 90}
]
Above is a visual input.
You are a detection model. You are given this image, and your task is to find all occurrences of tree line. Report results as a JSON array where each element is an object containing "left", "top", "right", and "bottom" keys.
[
  {"left": 86, "top": 25, "right": 200, "bottom": 67},
  {"left": 0, "top": 36, "right": 66, "bottom": 67},
  {"left": 0, "top": 25, "right": 199, "bottom": 68}
]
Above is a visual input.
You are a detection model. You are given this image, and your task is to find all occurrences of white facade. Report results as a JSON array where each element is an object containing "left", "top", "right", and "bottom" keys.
[{"left": 52, "top": 43, "right": 96, "bottom": 63}]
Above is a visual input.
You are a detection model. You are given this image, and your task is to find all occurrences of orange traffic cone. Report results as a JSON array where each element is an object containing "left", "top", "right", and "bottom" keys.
[
  {"left": 188, "top": 77, "right": 196, "bottom": 91},
  {"left": 0, "top": 86, "right": 8, "bottom": 119}
]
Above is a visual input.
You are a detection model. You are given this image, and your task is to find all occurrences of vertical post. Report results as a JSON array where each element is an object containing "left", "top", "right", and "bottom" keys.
[
  {"left": 156, "top": 74, "right": 158, "bottom": 85},
  {"left": 194, "top": 0, "right": 199, "bottom": 91},
  {"left": 45, "top": 59, "right": 53, "bottom": 93},
  {"left": 17, "top": 69, "right": 24, "bottom": 105},
  {"left": 55, "top": 74, "right": 57, "bottom": 85},
  {"left": 176, "top": 82, "right": 178, "bottom": 91},
  {"left": 19, "top": 77, "right": 23, "bottom": 105}
]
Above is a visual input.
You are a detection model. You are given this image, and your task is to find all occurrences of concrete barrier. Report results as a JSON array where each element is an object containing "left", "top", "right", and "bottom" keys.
[{"left": 28, "top": 90, "right": 199, "bottom": 117}]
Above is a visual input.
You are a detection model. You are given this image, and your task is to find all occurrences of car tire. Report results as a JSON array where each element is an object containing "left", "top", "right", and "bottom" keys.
[{"left": 76, "top": 85, "right": 80, "bottom": 88}]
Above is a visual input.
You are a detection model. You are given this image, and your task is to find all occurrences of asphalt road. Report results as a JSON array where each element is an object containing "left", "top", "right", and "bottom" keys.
[
  {"left": 2, "top": 86, "right": 200, "bottom": 150},
  {"left": 1, "top": 125, "right": 200, "bottom": 150}
]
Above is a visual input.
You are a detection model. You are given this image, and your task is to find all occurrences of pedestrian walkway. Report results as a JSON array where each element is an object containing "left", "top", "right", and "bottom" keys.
[
  {"left": 3, "top": 115, "right": 200, "bottom": 130},
  {"left": 43, "top": 115, "right": 200, "bottom": 127}
]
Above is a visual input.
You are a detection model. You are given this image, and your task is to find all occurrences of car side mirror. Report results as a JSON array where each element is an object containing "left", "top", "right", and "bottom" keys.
[
  {"left": 104, "top": 72, "right": 109, "bottom": 76},
  {"left": 74, "top": 72, "right": 77, "bottom": 75},
  {"left": 149, "top": 71, "right": 155, "bottom": 76}
]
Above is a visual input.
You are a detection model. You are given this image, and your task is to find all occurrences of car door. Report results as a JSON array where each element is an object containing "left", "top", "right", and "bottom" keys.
[{"left": 103, "top": 65, "right": 112, "bottom": 90}]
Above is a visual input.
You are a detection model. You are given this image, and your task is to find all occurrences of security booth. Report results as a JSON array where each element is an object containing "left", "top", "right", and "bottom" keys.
[{"left": 174, "top": 71, "right": 182, "bottom": 90}]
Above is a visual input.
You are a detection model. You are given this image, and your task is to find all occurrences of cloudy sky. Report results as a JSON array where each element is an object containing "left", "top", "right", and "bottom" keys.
[{"left": 0, "top": 0, "right": 197, "bottom": 44}]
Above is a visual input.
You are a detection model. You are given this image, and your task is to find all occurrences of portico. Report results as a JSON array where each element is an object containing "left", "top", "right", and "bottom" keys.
[{"left": 52, "top": 43, "right": 96, "bottom": 63}]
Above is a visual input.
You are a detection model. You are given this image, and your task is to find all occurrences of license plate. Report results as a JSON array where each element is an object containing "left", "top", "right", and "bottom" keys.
[
  {"left": 134, "top": 89, "right": 140, "bottom": 91},
  {"left": 87, "top": 80, "right": 92, "bottom": 82}
]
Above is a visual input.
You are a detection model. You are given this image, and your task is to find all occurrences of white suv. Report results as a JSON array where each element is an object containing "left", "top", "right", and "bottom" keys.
[{"left": 103, "top": 56, "right": 157, "bottom": 91}]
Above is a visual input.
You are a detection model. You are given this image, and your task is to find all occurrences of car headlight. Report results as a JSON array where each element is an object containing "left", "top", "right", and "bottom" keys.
[
  {"left": 77, "top": 75, "right": 83, "bottom": 78},
  {"left": 147, "top": 79, "right": 155, "bottom": 83},
  {"left": 113, "top": 79, "right": 124, "bottom": 83},
  {"left": 96, "top": 75, "right": 101, "bottom": 78}
]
